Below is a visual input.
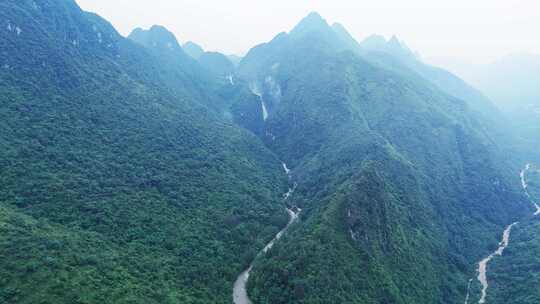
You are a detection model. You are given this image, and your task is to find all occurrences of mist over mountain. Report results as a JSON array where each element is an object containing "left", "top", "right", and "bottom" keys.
[
  {"left": 430, "top": 53, "right": 540, "bottom": 164},
  {"left": 430, "top": 53, "right": 540, "bottom": 116},
  {"left": 1, "top": 2, "right": 538, "bottom": 304}
]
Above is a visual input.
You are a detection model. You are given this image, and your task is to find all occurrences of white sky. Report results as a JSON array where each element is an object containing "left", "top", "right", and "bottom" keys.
[{"left": 76, "top": 0, "right": 540, "bottom": 63}]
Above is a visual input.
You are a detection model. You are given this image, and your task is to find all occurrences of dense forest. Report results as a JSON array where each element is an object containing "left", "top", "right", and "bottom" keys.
[
  {"left": 0, "top": 1, "right": 537, "bottom": 304},
  {"left": 486, "top": 165, "right": 540, "bottom": 304},
  {"left": 237, "top": 13, "right": 530, "bottom": 304},
  {"left": 0, "top": 1, "right": 288, "bottom": 303}
]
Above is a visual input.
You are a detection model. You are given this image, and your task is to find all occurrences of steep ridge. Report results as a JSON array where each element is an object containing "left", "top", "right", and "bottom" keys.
[
  {"left": 358, "top": 35, "right": 500, "bottom": 119},
  {"left": 357, "top": 35, "right": 520, "bottom": 167},
  {"left": 0, "top": 1, "right": 287, "bottom": 303},
  {"left": 127, "top": 25, "right": 228, "bottom": 112},
  {"left": 128, "top": 26, "right": 243, "bottom": 116},
  {"left": 1, "top": 3, "right": 535, "bottom": 304},
  {"left": 183, "top": 41, "right": 205, "bottom": 59},
  {"left": 234, "top": 13, "right": 530, "bottom": 303}
]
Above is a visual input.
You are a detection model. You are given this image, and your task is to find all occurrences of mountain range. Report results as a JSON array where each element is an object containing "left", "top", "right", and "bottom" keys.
[{"left": 0, "top": 1, "right": 537, "bottom": 304}]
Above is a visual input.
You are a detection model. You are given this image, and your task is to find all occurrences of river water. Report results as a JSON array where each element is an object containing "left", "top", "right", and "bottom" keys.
[
  {"left": 232, "top": 163, "right": 300, "bottom": 304},
  {"left": 466, "top": 164, "right": 539, "bottom": 304},
  {"left": 476, "top": 222, "right": 518, "bottom": 304}
]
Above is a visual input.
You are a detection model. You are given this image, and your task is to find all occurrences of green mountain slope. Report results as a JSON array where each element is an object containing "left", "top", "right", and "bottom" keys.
[
  {"left": 486, "top": 165, "right": 540, "bottom": 304},
  {"left": 0, "top": 1, "right": 288, "bottom": 303},
  {"left": 1, "top": 3, "right": 535, "bottom": 304},
  {"left": 127, "top": 25, "right": 230, "bottom": 112},
  {"left": 357, "top": 35, "right": 522, "bottom": 167},
  {"left": 127, "top": 24, "right": 273, "bottom": 145},
  {"left": 487, "top": 219, "right": 540, "bottom": 304},
  {"left": 233, "top": 12, "right": 531, "bottom": 304}
]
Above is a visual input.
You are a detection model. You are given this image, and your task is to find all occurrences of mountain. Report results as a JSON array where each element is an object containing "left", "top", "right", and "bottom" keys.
[
  {"left": 234, "top": 12, "right": 530, "bottom": 304},
  {"left": 183, "top": 41, "right": 205, "bottom": 59},
  {"left": 128, "top": 25, "right": 269, "bottom": 140},
  {"left": 429, "top": 53, "right": 540, "bottom": 112},
  {"left": 130, "top": 25, "right": 184, "bottom": 53},
  {"left": 1, "top": 3, "right": 536, "bottom": 304},
  {"left": 289, "top": 12, "right": 329, "bottom": 36},
  {"left": 357, "top": 34, "right": 522, "bottom": 171},
  {"left": 198, "top": 51, "right": 235, "bottom": 79},
  {"left": 331, "top": 22, "right": 362, "bottom": 52},
  {"left": 128, "top": 25, "right": 198, "bottom": 75},
  {"left": 128, "top": 26, "right": 232, "bottom": 112},
  {"left": 358, "top": 35, "right": 503, "bottom": 121},
  {"left": 430, "top": 53, "right": 540, "bottom": 163},
  {"left": 359, "top": 34, "right": 417, "bottom": 61},
  {"left": 486, "top": 164, "right": 540, "bottom": 304},
  {"left": 0, "top": 1, "right": 289, "bottom": 303}
]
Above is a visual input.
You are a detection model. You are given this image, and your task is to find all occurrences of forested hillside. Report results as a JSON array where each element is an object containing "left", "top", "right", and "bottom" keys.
[
  {"left": 234, "top": 12, "right": 531, "bottom": 304},
  {"left": 0, "top": 1, "right": 288, "bottom": 303},
  {"left": 487, "top": 165, "right": 540, "bottom": 304},
  {"left": 0, "top": 2, "right": 534, "bottom": 304}
]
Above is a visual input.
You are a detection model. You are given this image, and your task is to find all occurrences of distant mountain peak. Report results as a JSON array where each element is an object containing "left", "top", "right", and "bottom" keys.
[
  {"left": 128, "top": 25, "right": 182, "bottom": 52},
  {"left": 386, "top": 35, "right": 408, "bottom": 53},
  {"left": 305, "top": 11, "right": 324, "bottom": 20},
  {"left": 360, "top": 34, "right": 387, "bottom": 49},
  {"left": 388, "top": 35, "right": 401, "bottom": 47},
  {"left": 290, "top": 11, "right": 330, "bottom": 37},
  {"left": 183, "top": 41, "right": 205, "bottom": 59},
  {"left": 331, "top": 22, "right": 347, "bottom": 32},
  {"left": 331, "top": 22, "right": 361, "bottom": 51},
  {"left": 360, "top": 34, "right": 417, "bottom": 61}
]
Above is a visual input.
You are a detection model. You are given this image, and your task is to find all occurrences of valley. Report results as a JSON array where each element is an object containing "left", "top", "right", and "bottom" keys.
[
  {"left": 466, "top": 164, "right": 540, "bottom": 303},
  {"left": 474, "top": 222, "right": 518, "bottom": 304},
  {"left": 0, "top": 1, "right": 538, "bottom": 304},
  {"left": 233, "top": 164, "right": 301, "bottom": 304}
]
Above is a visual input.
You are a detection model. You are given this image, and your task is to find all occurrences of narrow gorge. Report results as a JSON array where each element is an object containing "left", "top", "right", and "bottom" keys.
[
  {"left": 232, "top": 163, "right": 300, "bottom": 304},
  {"left": 466, "top": 164, "right": 539, "bottom": 304}
]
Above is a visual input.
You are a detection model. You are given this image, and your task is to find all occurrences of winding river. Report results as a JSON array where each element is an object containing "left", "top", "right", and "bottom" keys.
[
  {"left": 233, "top": 163, "right": 540, "bottom": 304},
  {"left": 476, "top": 222, "right": 518, "bottom": 304},
  {"left": 466, "top": 164, "right": 539, "bottom": 304},
  {"left": 232, "top": 163, "right": 300, "bottom": 304}
]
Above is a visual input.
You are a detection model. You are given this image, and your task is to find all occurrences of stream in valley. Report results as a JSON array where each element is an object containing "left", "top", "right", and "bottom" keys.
[
  {"left": 466, "top": 164, "right": 539, "bottom": 303},
  {"left": 232, "top": 163, "right": 300, "bottom": 304}
]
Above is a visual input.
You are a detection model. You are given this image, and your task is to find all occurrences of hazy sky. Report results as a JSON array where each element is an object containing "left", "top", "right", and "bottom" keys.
[{"left": 76, "top": 0, "right": 539, "bottom": 63}]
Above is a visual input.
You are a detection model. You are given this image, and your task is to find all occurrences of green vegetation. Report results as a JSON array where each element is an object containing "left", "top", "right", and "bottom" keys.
[
  {"left": 487, "top": 219, "right": 540, "bottom": 304},
  {"left": 487, "top": 165, "right": 540, "bottom": 304},
  {"left": 526, "top": 167, "right": 540, "bottom": 199},
  {"left": 0, "top": 2, "right": 534, "bottom": 304},
  {"left": 0, "top": 1, "right": 287, "bottom": 303},
  {"left": 236, "top": 12, "right": 530, "bottom": 304}
]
